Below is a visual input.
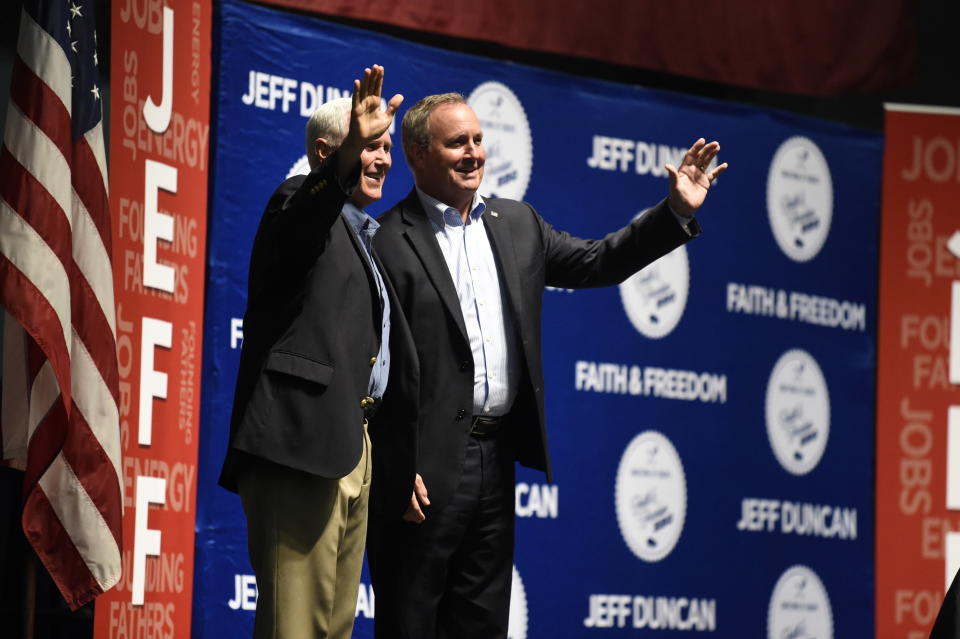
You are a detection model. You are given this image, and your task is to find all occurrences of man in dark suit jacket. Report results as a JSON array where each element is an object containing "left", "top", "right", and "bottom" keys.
[
  {"left": 219, "top": 66, "right": 403, "bottom": 639},
  {"left": 930, "top": 567, "right": 960, "bottom": 638},
  {"left": 367, "top": 93, "right": 727, "bottom": 639}
]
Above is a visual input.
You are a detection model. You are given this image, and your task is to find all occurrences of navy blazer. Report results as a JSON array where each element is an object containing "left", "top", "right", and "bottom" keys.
[
  {"left": 220, "top": 155, "right": 397, "bottom": 491},
  {"left": 369, "top": 189, "right": 697, "bottom": 516}
]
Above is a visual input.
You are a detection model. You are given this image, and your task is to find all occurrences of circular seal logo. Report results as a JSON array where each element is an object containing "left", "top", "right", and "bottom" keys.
[
  {"left": 619, "top": 242, "right": 689, "bottom": 339},
  {"left": 467, "top": 81, "right": 533, "bottom": 201},
  {"left": 767, "top": 565, "right": 834, "bottom": 639},
  {"left": 765, "top": 349, "right": 830, "bottom": 475},
  {"left": 766, "top": 136, "right": 833, "bottom": 262},
  {"left": 615, "top": 431, "right": 687, "bottom": 562},
  {"left": 287, "top": 155, "right": 311, "bottom": 179},
  {"left": 508, "top": 565, "right": 528, "bottom": 639}
]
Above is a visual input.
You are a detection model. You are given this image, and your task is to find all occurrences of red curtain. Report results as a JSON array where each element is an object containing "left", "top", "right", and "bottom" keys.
[{"left": 257, "top": 0, "right": 916, "bottom": 96}]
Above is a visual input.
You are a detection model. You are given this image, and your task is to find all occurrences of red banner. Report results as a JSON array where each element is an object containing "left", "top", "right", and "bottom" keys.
[
  {"left": 94, "top": 0, "right": 211, "bottom": 636},
  {"left": 877, "top": 105, "right": 960, "bottom": 638}
]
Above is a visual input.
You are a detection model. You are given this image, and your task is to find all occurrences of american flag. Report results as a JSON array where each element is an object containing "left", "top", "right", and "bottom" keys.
[{"left": 0, "top": 0, "right": 122, "bottom": 609}]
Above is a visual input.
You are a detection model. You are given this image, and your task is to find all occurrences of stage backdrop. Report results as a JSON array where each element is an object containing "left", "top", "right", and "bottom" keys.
[{"left": 194, "top": 1, "right": 882, "bottom": 637}]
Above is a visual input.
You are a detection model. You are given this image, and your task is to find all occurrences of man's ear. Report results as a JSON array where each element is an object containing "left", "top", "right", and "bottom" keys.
[
  {"left": 408, "top": 143, "right": 424, "bottom": 168},
  {"left": 314, "top": 137, "right": 335, "bottom": 161}
]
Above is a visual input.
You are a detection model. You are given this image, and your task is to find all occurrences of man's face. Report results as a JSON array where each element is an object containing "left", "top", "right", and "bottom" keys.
[
  {"left": 350, "top": 130, "right": 393, "bottom": 209},
  {"left": 411, "top": 103, "right": 485, "bottom": 209}
]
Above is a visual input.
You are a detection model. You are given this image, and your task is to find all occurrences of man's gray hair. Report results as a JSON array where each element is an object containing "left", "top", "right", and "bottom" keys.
[
  {"left": 401, "top": 93, "right": 466, "bottom": 157},
  {"left": 304, "top": 97, "right": 351, "bottom": 168}
]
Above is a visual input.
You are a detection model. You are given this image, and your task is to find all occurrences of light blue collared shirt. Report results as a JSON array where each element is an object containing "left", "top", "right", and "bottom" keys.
[
  {"left": 342, "top": 202, "right": 390, "bottom": 400},
  {"left": 417, "top": 188, "right": 520, "bottom": 417}
]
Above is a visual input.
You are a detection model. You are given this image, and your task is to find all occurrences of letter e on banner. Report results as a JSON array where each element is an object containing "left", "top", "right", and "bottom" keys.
[{"left": 144, "top": 160, "right": 177, "bottom": 292}]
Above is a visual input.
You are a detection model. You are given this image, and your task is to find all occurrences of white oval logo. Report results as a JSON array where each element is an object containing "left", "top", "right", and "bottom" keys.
[
  {"left": 615, "top": 431, "right": 687, "bottom": 562},
  {"left": 619, "top": 243, "right": 689, "bottom": 339},
  {"left": 765, "top": 349, "right": 831, "bottom": 475},
  {"left": 766, "top": 136, "right": 833, "bottom": 262},
  {"left": 507, "top": 564, "right": 528, "bottom": 639},
  {"left": 467, "top": 81, "right": 533, "bottom": 201},
  {"left": 767, "top": 565, "right": 834, "bottom": 639}
]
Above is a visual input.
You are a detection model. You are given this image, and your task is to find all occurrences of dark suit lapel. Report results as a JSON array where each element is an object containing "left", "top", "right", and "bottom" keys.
[
  {"left": 482, "top": 204, "right": 524, "bottom": 322},
  {"left": 398, "top": 191, "right": 470, "bottom": 345}
]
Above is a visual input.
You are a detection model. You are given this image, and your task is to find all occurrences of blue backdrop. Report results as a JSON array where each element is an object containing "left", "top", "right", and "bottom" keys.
[{"left": 194, "top": 1, "right": 882, "bottom": 637}]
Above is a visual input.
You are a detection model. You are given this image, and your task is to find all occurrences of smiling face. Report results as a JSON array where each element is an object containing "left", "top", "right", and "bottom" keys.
[
  {"left": 349, "top": 130, "right": 393, "bottom": 209},
  {"left": 409, "top": 103, "right": 485, "bottom": 216}
]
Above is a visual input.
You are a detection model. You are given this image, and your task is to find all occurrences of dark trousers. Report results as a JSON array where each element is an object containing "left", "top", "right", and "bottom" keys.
[{"left": 371, "top": 433, "right": 515, "bottom": 639}]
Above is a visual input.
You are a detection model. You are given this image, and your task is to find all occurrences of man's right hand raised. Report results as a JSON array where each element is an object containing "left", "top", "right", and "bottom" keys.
[{"left": 340, "top": 65, "right": 403, "bottom": 158}]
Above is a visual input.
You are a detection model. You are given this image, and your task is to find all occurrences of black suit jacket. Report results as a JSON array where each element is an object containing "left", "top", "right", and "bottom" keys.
[
  {"left": 369, "top": 189, "right": 697, "bottom": 516},
  {"left": 220, "top": 155, "right": 397, "bottom": 492}
]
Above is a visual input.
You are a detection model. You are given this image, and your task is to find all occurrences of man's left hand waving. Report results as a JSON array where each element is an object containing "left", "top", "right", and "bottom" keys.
[{"left": 666, "top": 138, "right": 728, "bottom": 217}]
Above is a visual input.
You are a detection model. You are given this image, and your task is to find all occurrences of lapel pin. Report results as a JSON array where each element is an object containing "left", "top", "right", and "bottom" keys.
[{"left": 491, "top": 211, "right": 499, "bottom": 217}]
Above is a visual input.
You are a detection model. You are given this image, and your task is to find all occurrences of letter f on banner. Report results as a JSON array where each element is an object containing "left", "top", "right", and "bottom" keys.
[
  {"left": 132, "top": 476, "right": 167, "bottom": 605},
  {"left": 139, "top": 317, "right": 172, "bottom": 446}
]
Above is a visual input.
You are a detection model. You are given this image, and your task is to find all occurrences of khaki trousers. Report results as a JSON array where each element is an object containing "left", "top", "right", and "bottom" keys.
[{"left": 238, "top": 424, "right": 371, "bottom": 639}]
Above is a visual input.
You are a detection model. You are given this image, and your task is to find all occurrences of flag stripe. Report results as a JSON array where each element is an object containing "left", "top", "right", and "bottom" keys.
[
  {"left": 0, "top": 147, "right": 72, "bottom": 279},
  {"left": 38, "top": 452, "right": 121, "bottom": 588},
  {"left": 0, "top": 152, "right": 117, "bottom": 403},
  {"left": 73, "top": 132, "right": 111, "bottom": 247},
  {"left": 23, "top": 484, "right": 102, "bottom": 608},
  {"left": 71, "top": 187, "right": 116, "bottom": 340},
  {"left": 0, "top": 202, "right": 72, "bottom": 369},
  {"left": 15, "top": 329, "right": 122, "bottom": 606},
  {"left": 70, "top": 266, "right": 119, "bottom": 404},
  {"left": 15, "top": 8, "right": 71, "bottom": 114},
  {"left": 7, "top": 68, "right": 111, "bottom": 282},
  {"left": 61, "top": 408, "right": 123, "bottom": 547},
  {"left": 70, "top": 330, "right": 121, "bottom": 482},
  {"left": 23, "top": 368, "right": 65, "bottom": 491},
  {"left": 9, "top": 57, "right": 71, "bottom": 161},
  {"left": 0, "top": 255, "right": 71, "bottom": 417},
  {"left": 84, "top": 124, "right": 109, "bottom": 196},
  {"left": 27, "top": 360, "right": 58, "bottom": 442},
  {"left": 4, "top": 103, "right": 72, "bottom": 230}
]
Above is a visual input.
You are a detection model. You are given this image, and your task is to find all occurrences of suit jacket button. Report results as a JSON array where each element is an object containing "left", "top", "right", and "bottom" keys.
[
  {"left": 456, "top": 409, "right": 466, "bottom": 420},
  {"left": 369, "top": 356, "right": 377, "bottom": 366},
  {"left": 459, "top": 361, "right": 469, "bottom": 372}
]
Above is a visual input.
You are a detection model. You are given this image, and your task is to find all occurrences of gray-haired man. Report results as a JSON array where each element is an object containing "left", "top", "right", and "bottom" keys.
[{"left": 220, "top": 65, "right": 402, "bottom": 638}]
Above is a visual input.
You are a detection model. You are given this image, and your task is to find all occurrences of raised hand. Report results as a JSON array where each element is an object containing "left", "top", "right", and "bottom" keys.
[
  {"left": 665, "top": 138, "right": 729, "bottom": 217},
  {"left": 347, "top": 65, "right": 404, "bottom": 146}
]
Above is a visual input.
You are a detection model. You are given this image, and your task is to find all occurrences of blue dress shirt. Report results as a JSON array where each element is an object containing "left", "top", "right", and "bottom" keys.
[
  {"left": 416, "top": 188, "right": 520, "bottom": 416},
  {"left": 342, "top": 202, "right": 390, "bottom": 400}
]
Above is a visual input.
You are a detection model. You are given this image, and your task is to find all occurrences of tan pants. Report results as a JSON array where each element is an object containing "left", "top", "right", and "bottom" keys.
[{"left": 238, "top": 425, "right": 371, "bottom": 639}]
